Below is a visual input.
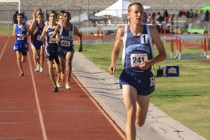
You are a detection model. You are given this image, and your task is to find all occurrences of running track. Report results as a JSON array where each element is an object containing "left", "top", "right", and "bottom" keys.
[{"left": 0, "top": 36, "right": 124, "bottom": 139}]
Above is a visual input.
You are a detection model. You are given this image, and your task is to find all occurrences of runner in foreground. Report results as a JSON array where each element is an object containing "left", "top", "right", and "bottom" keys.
[{"left": 108, "top": 2, "right": 167, "bottom": 140}]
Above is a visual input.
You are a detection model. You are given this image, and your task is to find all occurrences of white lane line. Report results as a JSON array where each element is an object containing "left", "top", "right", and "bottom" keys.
[
  {"left": 72, "top": 76, "right": 126, "bottom": 139},
  {"left": 27, "top": 51, "right": 48, "bottom": 140},
  {"left": 0, "top": 35, "right": 10, "bottom": 60}
]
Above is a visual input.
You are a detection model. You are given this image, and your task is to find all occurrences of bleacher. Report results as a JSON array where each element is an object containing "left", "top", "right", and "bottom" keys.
[
  {"left": 0, "top": 0, "right": 209, "bottom": 34},
  {"left": 0, "top": 0, "right": 208, "bottom": 11}
]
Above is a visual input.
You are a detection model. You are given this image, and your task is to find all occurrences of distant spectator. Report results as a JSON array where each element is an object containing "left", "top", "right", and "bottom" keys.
[
  {"left": 198, "top": 10, "right": 203, "bottom": 14},
  {"left": 147, "top": 12, "right": 152, "bottom": 24},
  {"left": 156, "top": 12, "right": 164, "bottom": 33},
  {"left": 92, "top": 11, "right": 96, "bottom": 27},
  {"left": 163, "top": 10, "right": 169, "bottom": 18},
  {"left": 156, "top": 12, "right": 164, "bottom": 24},
  {"left": 204, "top": 10, "right": 209, "bottom": 21},
  {"left": 107, "top": 15, "right": 112, "bottom": 25},
  {"left": 186, "top": 10, "right": 190, "bottom": 18},
  {"left": 22, "top": 12, "right": 27, "bottom": 24},
  {"left": 178, "top": 10, "right": 182, "bottom": 17},
  {"left": 190, "top": 9, "right": 194, "bottom": 18},
  {"left": 143, "top": 12, "right": 147, "bottom": 24},
  {"left": 151, "top": 12, "right": 156, "bottom": 24},
  {"left": 164, "top": 10, "right": 171, "bottom": 24},
  {"left": 169, "top": 13, "right": 175, "bottom": 32},
  {"left": 13, "top": 11, "right": 18, "bottom": 24}
]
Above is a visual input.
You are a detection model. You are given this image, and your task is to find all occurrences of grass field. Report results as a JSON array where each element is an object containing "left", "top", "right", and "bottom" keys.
[
  {"left": 75, "top": 41, "right": 210, "bottom": 139},
  {"left": 0, "top": 25, "right": 13, "bottom": 35}
]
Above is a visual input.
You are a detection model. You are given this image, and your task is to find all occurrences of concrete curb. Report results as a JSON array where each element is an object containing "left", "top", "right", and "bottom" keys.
[{"left": 72, "top": 51, "right": 206, "bottom": 140}]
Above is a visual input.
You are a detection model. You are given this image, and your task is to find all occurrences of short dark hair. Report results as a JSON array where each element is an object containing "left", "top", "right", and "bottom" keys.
[
  {"left": 17, "top": 12, "right": 24, "bottom": 17},
  {"left": 59, "top": 10, "right": 65, "bottom": 14},
  {"left": 63, "top": 11, "right": 71, "bottom": 19},
  {"left": 48, "top": 10, "right": 57, "bottom": 17},
  {"left": 128, "top": 2, "right": 143, "bottom": 12},
  {"left": 64, "top": 11, "right": 71, "bottom": 18},
  {"left": 36, "top": 12, "right": 43, "bottom": 18}
]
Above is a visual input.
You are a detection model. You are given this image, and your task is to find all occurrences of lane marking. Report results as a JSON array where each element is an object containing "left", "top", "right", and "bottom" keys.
[
  {"left": 72, "top": 75, "right": 126, "bottom": 139},
  {"left": 0, "top": 122, "right": 33, "bottom": 124},
  {"left": 0, "top": 35, "right": 10, "bottom": 60},
  {"left": 27, "top": 52, "right": 48, "bottom": 140}
]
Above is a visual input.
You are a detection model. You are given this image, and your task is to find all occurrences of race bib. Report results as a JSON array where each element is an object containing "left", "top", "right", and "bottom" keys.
[
  {"left": 130, "top": 53, "right": 148, "bottom": 67},
  {"left": 61, "top": 40, "right": 70, "bottom": 47},
  {"left": 17, "top": 34, "right": 24, "bottom": 40}
]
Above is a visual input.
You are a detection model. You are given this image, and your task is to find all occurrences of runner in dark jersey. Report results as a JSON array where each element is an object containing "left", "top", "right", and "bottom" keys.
[
  {"left": 108, "top": 3, "right": 167, "bottom": 140},
  {"left": 40, "top": 10, "right": 61, "bottom": 92},
  {"left": 30, "top": 12, "right": 45, "bottom": 72},
  {"left": 56, "top": 12, "right": 66, "bottom": 82},
  {"left": 51, "top": 11, "right": 82, "bottom": 90}
]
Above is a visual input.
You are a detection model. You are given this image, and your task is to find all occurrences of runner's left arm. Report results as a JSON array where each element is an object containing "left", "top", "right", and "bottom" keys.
[
  {"left": 140, "top": 26, "right": 167, "bottom": 70},
  {"left": 74, "top": 26, "right": 83, "bottom": 51}
]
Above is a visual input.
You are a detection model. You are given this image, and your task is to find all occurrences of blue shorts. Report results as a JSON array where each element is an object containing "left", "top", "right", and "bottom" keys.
[
  {"left": 13, "top": 43, "right": 28, "bottom": 55},
  {"left": 31, "top": 36, "right": 44, "bottom": 50},
  {"left": 119, "top": 68, "right": 155, "bottom": 96},
  {"left": 58, "top": 45, "right": 74, "bottom": 58},
  {"left": 31, "top": 41, "right": 44, "bottom": 50}
]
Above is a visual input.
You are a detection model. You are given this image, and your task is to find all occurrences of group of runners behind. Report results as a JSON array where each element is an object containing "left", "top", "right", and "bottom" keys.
[
  {"left": 13, "top": 2, "right": 168, "bottom": 140},
  {"left": 13, "top": 8, "right": 83, "bottom": 92}
]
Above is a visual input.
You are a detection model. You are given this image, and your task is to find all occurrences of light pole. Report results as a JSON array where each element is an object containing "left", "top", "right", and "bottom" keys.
[{"left": 87, "top": 0, "right": 89, "bottom": 27}]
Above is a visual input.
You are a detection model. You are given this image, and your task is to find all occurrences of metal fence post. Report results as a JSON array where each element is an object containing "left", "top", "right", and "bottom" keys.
[{"left": 8, "top": 10, "right": 10, "bottom": 35}]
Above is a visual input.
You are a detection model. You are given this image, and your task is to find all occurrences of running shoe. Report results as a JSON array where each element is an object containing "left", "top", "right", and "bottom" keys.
[
  {"left": 56, "top": 82, "right": 62, "bottom": 88},
  {"left": 61, "top": 73, "right": 65, "bottom": 82},
  {"left": 65, "top": 83, "right": 71, "bottom": 90},
  {"left": 53, "top": 87, "right": 58, "bottom": 92},
  {"left": 39, "top": 67, "right": 44, "bottom": 72},
  {"left": 34, "top": 67, "right": 40, "bottom": 72}
]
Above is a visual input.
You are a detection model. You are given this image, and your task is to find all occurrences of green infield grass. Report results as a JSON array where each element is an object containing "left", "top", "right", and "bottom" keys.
[{"left": 75, "top": 41, "right": 210, "bottom": 139}]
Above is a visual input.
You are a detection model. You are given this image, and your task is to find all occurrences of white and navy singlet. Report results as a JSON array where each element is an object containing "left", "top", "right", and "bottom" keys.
[
  {"left": 122, "top": 25, "right": 154, "bottom": 72},
  {"left": 45, "top": 26, "right": 59, "bottom": 63},
  {"left": 119, "top": 25, "right": 155, "bottom": 95},
  {"left": 46, "top": 26, "right": 57, "bottom": 47},
  {"left": 58, "top": 24, "right": 74, "bottom": 48}
]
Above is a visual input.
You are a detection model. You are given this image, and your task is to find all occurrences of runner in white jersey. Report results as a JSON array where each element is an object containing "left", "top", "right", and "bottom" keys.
[
  {"left": 51, "top": 11, "right": 82, "bottom": 90},
  {"left": 108, "top": 3, "right": 166, "bottom": 140},
  {"left": 40, "top": 10, "right": 61, "bottom": 92}
]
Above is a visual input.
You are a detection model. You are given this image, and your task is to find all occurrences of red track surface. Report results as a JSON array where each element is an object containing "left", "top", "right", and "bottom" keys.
[{"left": 0, "top": 36, "right": 124, "bottom": 140}]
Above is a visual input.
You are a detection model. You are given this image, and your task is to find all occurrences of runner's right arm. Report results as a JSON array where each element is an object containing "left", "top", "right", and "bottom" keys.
[
  {"left": 40, "top": 25, "right": 47, "bottom": 41},
  {"left": 108, "top": 27, "right": 124, "bottom": 74},
  {"left": 50, "top": 24, "right": 61, "bottom": 43},
  {"left": 13, "top": 24, "right": 16, "bottom": 36}
]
